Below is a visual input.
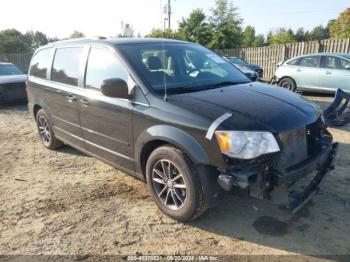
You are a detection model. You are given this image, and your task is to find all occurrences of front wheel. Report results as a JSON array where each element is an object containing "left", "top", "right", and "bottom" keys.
[
  {"left": 146, "top": 145, "right": 207, "bottom": 222},
  {"left": 278, "top": 77, "right": 297, "bottom": 92}
]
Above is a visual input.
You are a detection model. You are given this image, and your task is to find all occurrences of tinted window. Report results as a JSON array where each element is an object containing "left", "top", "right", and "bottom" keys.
[
  {"left": 0, "top": 64, "right": 24, "bottom": 76},
  {"left": 119, "top": 43, "right": 249, "bottom": 94},
  {"left": 29, "top": 48, "right": 51, "bottom": 79},
  {"left": 299, "top": 56, "right": 319, "bottom": 68},
  {"left": 85, "top": 48, "right": 128, "bottom": 90},
  {"left": 52, "top": 47, "right": 83, "bottom": 86}
]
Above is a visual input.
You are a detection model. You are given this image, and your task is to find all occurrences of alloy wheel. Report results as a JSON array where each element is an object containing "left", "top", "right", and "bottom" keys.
[
  {"left": 38, "top": 115, "right": 51, "bottom": 146},
  {"left": 151, "top": 159, "right": 187, "bottom": 210}
]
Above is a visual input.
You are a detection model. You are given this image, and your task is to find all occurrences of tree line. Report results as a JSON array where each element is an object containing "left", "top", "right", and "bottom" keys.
[
  {"left": 1, "top": 0, "right": 349, "bottom": 53},
  {"left": 0, "top": 30, "right": 85, "bottom": 54},
  {"left": 148, "top": 0, "right": 350, "bottom": 49}
]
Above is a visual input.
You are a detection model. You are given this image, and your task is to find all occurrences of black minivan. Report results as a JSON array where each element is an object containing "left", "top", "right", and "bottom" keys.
[{"left": 27, "top": 38, "right": 337, "bottom": 221}]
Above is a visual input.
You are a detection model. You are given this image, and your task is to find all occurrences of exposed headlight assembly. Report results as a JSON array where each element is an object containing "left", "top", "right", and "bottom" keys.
[{"left": 215, "top": 131, "right": 280, "bottom": 159}]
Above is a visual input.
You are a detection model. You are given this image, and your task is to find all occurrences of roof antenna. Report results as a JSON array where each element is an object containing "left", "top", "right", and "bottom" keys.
[{"left": 162, "top": 39, "right": 168, "bottom": 101}]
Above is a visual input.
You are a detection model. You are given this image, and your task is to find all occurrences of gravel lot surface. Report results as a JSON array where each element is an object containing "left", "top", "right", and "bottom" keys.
[{"left": 0, "top": 94, "right": 349, "bottom": 259}]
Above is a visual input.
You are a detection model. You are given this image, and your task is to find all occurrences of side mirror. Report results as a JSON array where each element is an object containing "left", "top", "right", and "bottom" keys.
[
  {"left": 101, "top": 78, "right": 129, "bottom": 99},
  {"left": 345, "top": 64, "right": 350, "bottom": 70}
]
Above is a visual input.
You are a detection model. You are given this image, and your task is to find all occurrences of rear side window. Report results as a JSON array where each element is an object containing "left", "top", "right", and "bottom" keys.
[
  {"left": 29, "top": 48, "right": 51, "bottom": 79},
  {"left": 52, "top": 47, "right": 83, "bottom": 86},
  {"left": 85, "top": 48, "right": 128, "bottom": 90},
  {"left": 299, "top": 56, "right": 319, "bottom": 68}
]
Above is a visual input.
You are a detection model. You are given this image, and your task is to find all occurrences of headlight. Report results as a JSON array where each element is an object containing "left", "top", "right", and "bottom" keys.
[{"left": 215, "top": 131, "right": 280, "bottom": 159}]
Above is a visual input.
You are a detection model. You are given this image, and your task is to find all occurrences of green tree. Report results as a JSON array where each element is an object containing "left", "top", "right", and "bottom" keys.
[
  {"left": 177, "top": 9, "right": 212, "bottom": 46},
  {"left": 310, "top": 25, "right": 329, "bottom": 41},
  {"left": 208, "top": 0, "right": 243, "bottom": 49},
  {"left": 242, "top": 25, "right": 255, "bottom": 47},
  {"left": 69, "top": 31, "right": 85, "bottom": 39},
  {"left": 253, "top": 34, "right": 265, "bottom": 47},
  {"left": 295, "top": 27, "right": 306, "bottom": 42},
  {"left": 267, "top": 28, "right": 296, "bottom": 44},
  {"left": 24, "top": 31, "right": 49, "bottom": 49},
  {"left": 0, "top": 29, "right": 30, "bottom": 53},
  {"left": 330, "top": 8, "right": 350, "bottom": 38},
  {"left": 147, "top": 28, "right": 179, "bottom": 39}
]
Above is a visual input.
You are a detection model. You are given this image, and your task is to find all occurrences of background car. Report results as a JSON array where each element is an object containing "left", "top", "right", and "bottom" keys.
[
  {"left": 224, "top": 57, "right": 260, "bottom": 81},
  {"left": 0, "top": 62, "right": 27, "bottom": 104},
  {"left": 227, "top": 56, "right": 263, "bottom": 79},
  {"left": 274, "top": 53, "right": 350, "bottom": 93}
]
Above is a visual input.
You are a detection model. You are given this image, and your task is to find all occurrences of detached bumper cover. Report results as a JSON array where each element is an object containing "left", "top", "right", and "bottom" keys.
[
  {"left": 323, "top": 89, "right": 350, "bottom": 127},
  {"left": 288, "top": 142, "right": 338, "bottom": 213}
]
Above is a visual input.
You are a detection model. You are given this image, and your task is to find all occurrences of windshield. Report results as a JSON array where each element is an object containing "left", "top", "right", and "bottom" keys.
[
  {"left": 228, "top": 57, "right": 247, "bottom": 65},
  {"left": 119, "top": 43, "right": 250, "bottom": 94},
  {"left": 0, "top": 64, "right": 24, "bottom": 76}
]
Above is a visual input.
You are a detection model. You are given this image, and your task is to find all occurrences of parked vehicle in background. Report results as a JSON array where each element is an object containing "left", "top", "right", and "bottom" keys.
[
  {"left": 0, "top": 63, "right": 27, "bottom": 104},
  {"left": 224, "top": 57, "right": 259, "bottom": 81},
  {"left": 227, "top": 56, "right": 263, "bottom": 79},
  {"left": 27, "top": 38, "right": 337, "bottom": 222},
  {"left": 274, "top": 53, "right": 350, "bottom": 93}
]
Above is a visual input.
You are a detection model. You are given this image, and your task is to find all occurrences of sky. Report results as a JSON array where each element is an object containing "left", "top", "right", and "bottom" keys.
[{"left": 0, "top": 0, "right": 349, "bottom": 38}]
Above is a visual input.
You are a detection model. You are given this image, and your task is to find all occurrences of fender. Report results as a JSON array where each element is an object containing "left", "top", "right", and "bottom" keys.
[{"left": 135, "top": 125, "right": 210, "bottom": 172}]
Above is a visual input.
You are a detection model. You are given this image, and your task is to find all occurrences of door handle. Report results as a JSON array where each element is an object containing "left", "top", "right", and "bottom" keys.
[
  {"left": 66, "top": 94, "right": 77, "bottom": 102},
  {"left": 296, "top": 68, "right": 302, "bottom": 72},
  {"left": 325, "top": 71, "right": 332, "bottom": 75},
  {"left": 80, "top": 98, "right": 89, "bottom": 107}
]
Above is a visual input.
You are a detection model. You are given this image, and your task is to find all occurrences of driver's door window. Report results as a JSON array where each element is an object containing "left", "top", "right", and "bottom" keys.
[{"left": 85, "top": 47, "right": 129, "bottom": 90}]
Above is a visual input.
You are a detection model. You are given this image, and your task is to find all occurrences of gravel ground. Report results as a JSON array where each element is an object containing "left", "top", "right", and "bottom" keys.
[{"left": 0, "top": 94, "right": 349, "bottom": 259}]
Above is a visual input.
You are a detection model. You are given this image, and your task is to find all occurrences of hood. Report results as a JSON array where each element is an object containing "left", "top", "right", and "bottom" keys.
[
  {"left": 0, "top": 74, "right": 27, "bottom": 85},
  {"left": 169, "top": 82, "right": 321, "bottom": 133}
]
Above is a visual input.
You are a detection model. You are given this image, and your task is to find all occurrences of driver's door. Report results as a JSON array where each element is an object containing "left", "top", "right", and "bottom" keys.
[{"left": 79, "top": 46, "right": 134, "bottom": 171}]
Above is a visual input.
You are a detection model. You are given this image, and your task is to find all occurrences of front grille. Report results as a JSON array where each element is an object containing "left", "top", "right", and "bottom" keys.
[
  {"left": 278, "top": 117, "right": 326, "bottom": 169},
  {"left": 0, "top": 82, "right": 26, "bottom": 101},
  {"left": 0, "top": 82, "right": 26, "bottom": 89},
  {"left": 306, "top": 117, "right": 326, "bottom": 155},
  {"left": 279, "top": 127, "right": 308, "bottom": 168}
]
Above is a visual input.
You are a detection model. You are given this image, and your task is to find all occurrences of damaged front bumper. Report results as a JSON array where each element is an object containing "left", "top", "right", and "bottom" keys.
[
  {"left": 286, "top": 142, "right": 338, "bottom": 213},
  {"left": 217, "top": 140, "right": 338, "bottom": 213},
  {"left": 323, "top": 88, "right": 350, "bottom": 127}
]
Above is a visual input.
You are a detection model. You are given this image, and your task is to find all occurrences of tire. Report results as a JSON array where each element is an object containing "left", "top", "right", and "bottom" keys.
[
  {"left": 146, "top": 145, "right": 207, "bottom": 222},
  {"left": 278, "top": 77, "right": 297, "bottom": 92},
  {"left": 35, "top": 109, "right": 63, "bottom": 150}
]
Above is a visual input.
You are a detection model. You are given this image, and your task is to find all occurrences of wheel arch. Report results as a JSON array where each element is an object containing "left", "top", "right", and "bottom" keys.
[
  {"left": 135, "top": 125, "right": 210, "bottom": 178},
  {"left": 278, "top": 76, "right": 297, "bottom": 87}
]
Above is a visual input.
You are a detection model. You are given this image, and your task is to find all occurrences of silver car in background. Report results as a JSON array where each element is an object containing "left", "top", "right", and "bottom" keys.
[{"left": 274, "top": 53, "right": 350, "bottom": 93}]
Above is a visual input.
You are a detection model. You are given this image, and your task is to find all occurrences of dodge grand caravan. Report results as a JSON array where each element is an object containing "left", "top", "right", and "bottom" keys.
[{"left": 27, "top": 38, "right": 338, "bottom": 222}]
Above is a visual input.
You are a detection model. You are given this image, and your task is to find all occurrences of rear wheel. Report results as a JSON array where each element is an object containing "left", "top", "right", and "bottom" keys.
[
  {"left": 146, "top": 145, "right": 207, "bottom": 222},
  {"left": 36, "top": 109, "right": 63, "bottom": 150},
  {"left": 279, "top": 77, "right": 297, "bottom": 92}
]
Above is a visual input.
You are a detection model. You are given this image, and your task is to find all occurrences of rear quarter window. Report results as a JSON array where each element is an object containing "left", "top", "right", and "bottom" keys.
[
  {"left": 29, "top": 48, "right": 52, "bottom": 79},
  {"left": 51, "top": 47, "right": 84, "bottom": 86}
]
